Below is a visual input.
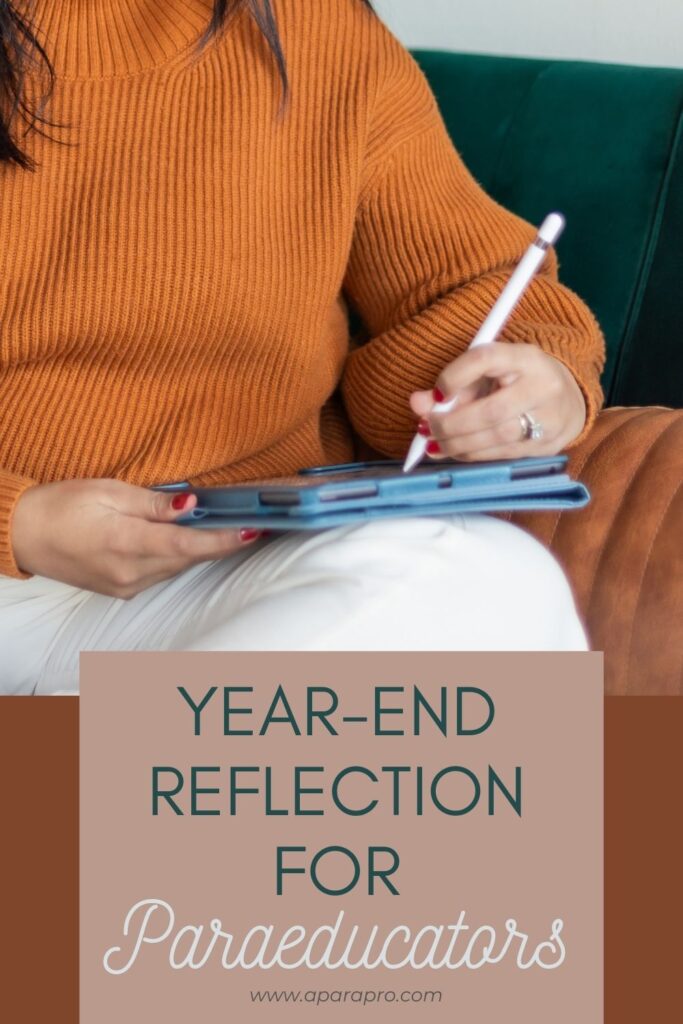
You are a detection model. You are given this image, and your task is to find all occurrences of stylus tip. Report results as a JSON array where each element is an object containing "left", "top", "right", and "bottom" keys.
[{"left": 403, "top": 436, "right": 425, "bottom": 473}]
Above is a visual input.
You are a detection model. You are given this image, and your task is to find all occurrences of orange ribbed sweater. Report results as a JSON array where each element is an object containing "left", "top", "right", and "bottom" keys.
[{"left": 0, "top": 0, "right": 605, "bottom": 578}]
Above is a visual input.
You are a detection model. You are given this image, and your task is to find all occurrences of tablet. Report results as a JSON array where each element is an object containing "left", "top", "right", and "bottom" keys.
[{"left": 154, "top": 457, "right": 590, "bottom": 530}]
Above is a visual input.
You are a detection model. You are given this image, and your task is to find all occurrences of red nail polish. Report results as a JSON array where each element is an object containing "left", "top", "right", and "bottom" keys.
[
  {"left": 426, "top": 440, "right": 442, "bottom": 455},
  {"left": 240, "top": 528, "right": 262, "bottom": 542},
  {"left": 433, "top": 387, "right": 446, "bottom": 403},
  {"left": 171, "top": 493, "right": 191, "bottom": 511},
  {"left": 417, "top": 419, "right": 431, "bottom": 437}
]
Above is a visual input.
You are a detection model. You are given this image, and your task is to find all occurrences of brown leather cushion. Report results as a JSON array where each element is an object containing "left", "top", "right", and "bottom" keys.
[{"left": 511, "top": 407, "right": 683, "bottom": 695}]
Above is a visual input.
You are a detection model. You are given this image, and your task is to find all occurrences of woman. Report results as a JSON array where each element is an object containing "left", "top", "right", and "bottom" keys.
[{"left": 0, "top": 0, "right": 605, "bottom": 693}]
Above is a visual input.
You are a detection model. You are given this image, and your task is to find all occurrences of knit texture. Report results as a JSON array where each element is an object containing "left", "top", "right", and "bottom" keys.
[{"left": 0, "top": 0, "right": 605, "bottom": 578}]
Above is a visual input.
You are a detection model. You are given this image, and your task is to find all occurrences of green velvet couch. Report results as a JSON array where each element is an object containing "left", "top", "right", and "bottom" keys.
[{"left": 414, "top": 52, "right": 683, "bottom": 694}]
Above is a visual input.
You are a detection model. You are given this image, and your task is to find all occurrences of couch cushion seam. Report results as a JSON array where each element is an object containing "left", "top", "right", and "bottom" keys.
[
  {"left": 548, "top": 408, "right": 657, "bottom": 551},
  {"left": 623, "top": 477, "right": 683, "bottom": 694},
  {"left": 583, "top": 413, "right": 681, "bottom": 612}
]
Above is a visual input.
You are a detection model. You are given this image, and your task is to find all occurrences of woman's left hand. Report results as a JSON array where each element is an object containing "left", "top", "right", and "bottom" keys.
[{"left": 409, "top": 342, "right": 587, "bottom": 461}]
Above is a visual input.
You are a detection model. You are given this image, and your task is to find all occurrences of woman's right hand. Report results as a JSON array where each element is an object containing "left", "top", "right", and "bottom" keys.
[{"left": 11, "top": 478, "right": 263, "bottom": 598}]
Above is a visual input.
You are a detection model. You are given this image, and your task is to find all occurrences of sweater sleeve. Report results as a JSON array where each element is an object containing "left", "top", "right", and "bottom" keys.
[
  {"left": 341, "top": 42, "right": 606, "bottom": 459},
  {"left": 0, "top": 468, "right": 36, "bottom": 579}
]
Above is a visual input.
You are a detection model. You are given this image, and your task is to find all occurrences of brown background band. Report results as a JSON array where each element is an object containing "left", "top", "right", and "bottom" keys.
[{"left": 0, "top": 697, "right": 680, "bottom": 1022}]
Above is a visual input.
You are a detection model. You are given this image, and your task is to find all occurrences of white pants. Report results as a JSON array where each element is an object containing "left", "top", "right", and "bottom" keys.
[{"left": 0, "top": 515, "right": 588, "bottom": 695}]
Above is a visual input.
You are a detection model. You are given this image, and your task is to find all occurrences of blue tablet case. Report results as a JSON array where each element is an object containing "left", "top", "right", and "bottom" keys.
[{"left": 155, "top": 457, "right": 589, "bottom": 530}]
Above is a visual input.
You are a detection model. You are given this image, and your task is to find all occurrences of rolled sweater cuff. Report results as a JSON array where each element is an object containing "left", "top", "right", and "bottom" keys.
[
  {"left": 546, "top": 350, "right": 604, "bottom": 449},
  {"left": 0, "top": 470, "right": 37, "bottom": 579}
]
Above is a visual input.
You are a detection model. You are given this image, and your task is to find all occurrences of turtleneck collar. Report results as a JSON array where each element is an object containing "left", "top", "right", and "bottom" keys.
[{"left": 27, "top": 0, "right": 215, "bottom": 80}]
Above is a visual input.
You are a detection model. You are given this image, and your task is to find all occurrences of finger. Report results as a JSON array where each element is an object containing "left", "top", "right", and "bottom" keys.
[
  {"left": 409, "top": 390, "right": 436, "bottom": 418},
  {"left": 434, "top": 342, "right": 534, "bottom": 400},
  {"left": 439, "top": 438, "right": 557, "bottom": 463},
  {"left": 410, "top": 381, "right": 487, "bottom": 426},
  {"left": 432, "top": 413, "right": 560, "bottom": 459},
  {"left": 429, "top": 379, "right": 539, "bottom": 441},
  {"left": 106, "top": 482, "right": 198, "bottom": 523},
  {"left": 130, "top": 519, "right": 264, "bottom": 563}
]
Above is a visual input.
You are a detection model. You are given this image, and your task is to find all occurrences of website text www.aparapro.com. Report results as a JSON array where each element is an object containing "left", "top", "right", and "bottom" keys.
[{"left": 250, "top": 989, "right": 443, "bottom": 1006}]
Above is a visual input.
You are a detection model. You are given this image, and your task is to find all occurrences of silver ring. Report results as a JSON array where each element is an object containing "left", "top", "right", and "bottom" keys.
[{"left": 519, "top": 412, "right": 544, "bottom": 442}]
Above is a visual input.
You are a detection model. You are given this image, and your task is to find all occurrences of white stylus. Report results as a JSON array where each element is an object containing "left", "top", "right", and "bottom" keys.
[{"left": 402, "top": 211, "right": 566, "bottom": 473}]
